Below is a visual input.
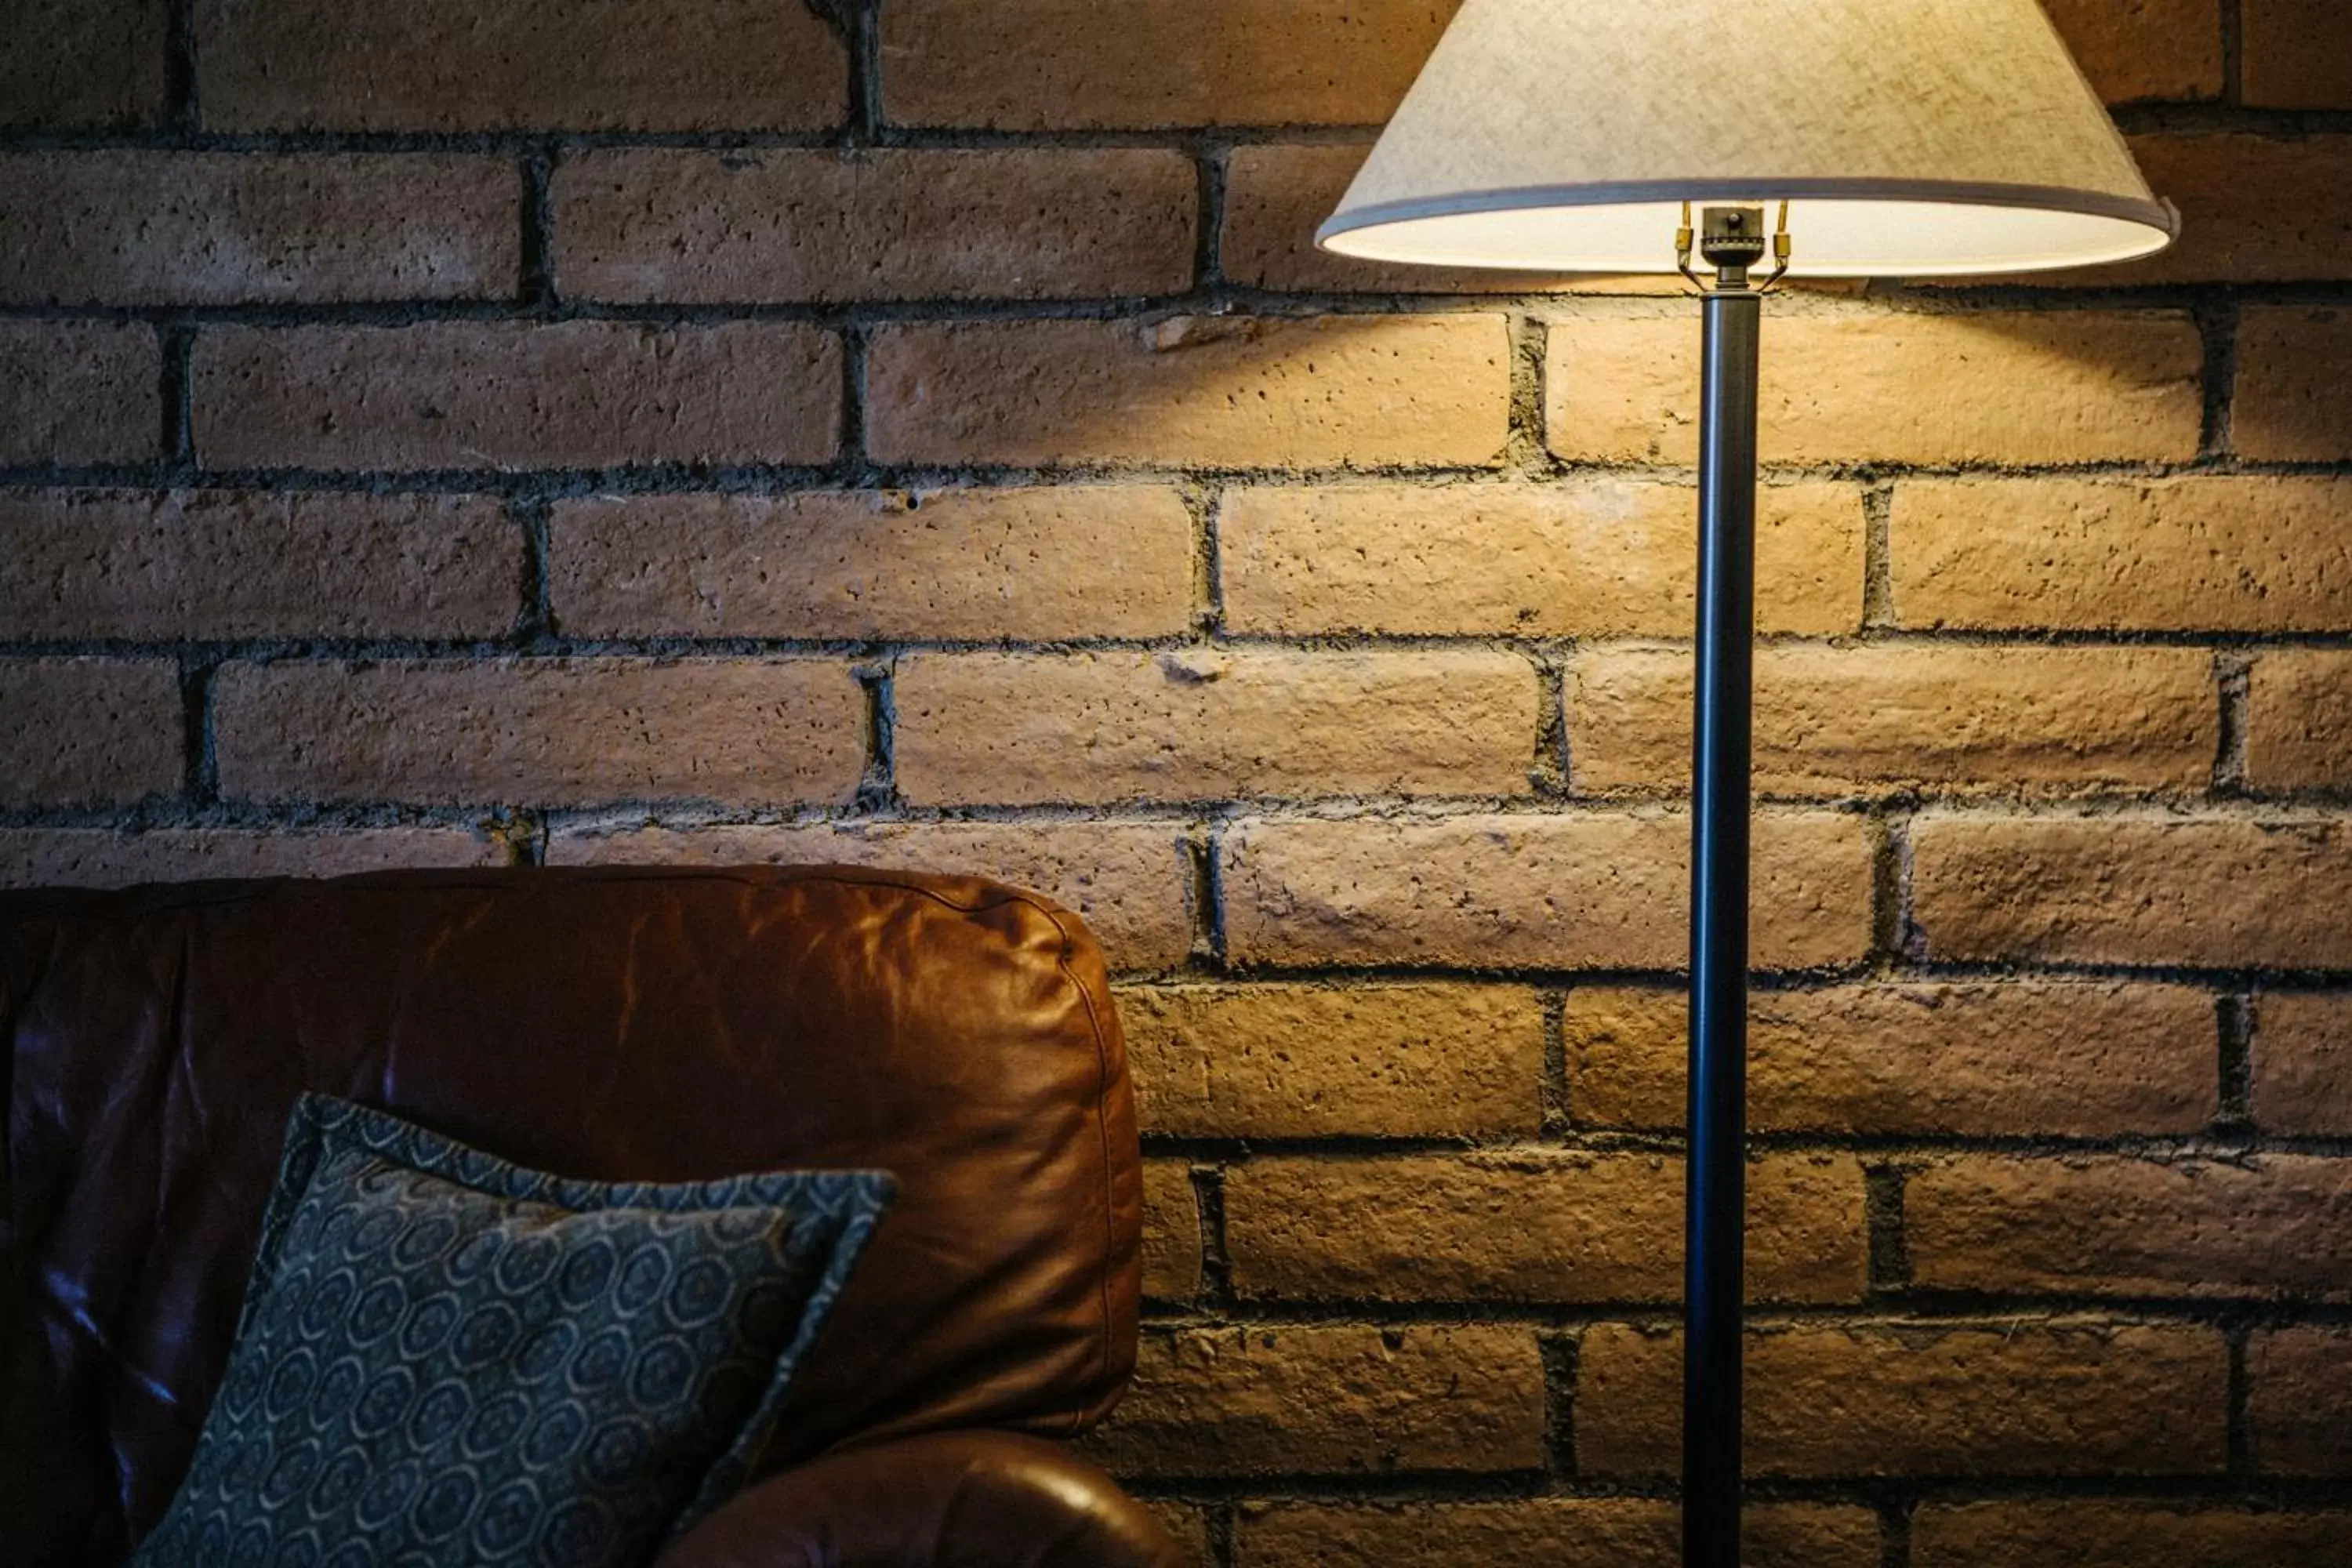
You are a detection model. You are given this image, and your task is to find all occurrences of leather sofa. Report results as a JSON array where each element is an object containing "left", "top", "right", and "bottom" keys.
[{"left": 0, "top": 865, "right": 1182, "bottom": 1567}]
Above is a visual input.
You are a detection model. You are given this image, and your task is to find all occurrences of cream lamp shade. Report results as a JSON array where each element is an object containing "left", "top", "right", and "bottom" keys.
[{"left": 1318, "top": 0, "right": 2177, "bottom": 277}]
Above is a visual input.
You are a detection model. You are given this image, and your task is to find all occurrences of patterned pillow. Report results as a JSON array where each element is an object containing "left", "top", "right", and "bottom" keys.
[{"left": 129, "top": 1094, "right": 894, "bottom": 1568}]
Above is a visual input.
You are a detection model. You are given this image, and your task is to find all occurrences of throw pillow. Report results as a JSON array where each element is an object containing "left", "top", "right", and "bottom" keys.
[{"left": 129, "top": 1093, "right": 894, "bottom": 1568}]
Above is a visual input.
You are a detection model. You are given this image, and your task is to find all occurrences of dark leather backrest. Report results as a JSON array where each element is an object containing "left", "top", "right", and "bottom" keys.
[{"left": 0, "top": 865, "right": 1142, "bottom": 1566}]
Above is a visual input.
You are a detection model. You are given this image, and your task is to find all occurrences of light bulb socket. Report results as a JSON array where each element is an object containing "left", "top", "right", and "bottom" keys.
[{"left": 1698, "top": 205, "right": 1770, "bottom": 268}]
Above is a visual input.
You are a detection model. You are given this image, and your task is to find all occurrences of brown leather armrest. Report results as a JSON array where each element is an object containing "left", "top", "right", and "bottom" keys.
[{"left": 654, "top": 1431, "right": 1187, "bottom": 1568}]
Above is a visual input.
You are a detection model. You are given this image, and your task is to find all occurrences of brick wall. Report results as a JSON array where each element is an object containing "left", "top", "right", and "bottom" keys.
[{"left": 6, "top": 1, "right": 2352, "bottom": 1561}]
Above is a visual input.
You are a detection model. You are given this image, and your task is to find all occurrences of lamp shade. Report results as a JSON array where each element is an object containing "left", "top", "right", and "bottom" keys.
[{"left": 1319, "top": 0, "right": 2176, "bottom": 277}]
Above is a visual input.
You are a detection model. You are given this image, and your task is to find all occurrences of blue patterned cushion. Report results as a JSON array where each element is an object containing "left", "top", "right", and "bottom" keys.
[{"left": 129, "top": 1094, "right": 894, "bottom": 1568}]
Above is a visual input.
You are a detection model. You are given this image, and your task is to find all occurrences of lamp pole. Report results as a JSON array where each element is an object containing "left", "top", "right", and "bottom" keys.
[{"left": 1684, "top": 205, "right": 1767, "bottom": 1568}]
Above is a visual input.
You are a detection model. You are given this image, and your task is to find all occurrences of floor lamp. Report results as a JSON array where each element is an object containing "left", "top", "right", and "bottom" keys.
[{"left": 1317, "top": 3, "right": 2176, "bottom": 1563}]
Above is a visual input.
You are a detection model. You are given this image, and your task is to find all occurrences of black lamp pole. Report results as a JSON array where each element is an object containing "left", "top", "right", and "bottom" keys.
[{"left": 1683, "top": 205, "right": 1768, "bottom": 1568}]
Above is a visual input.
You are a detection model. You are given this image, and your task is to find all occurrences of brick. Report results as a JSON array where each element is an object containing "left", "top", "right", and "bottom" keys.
[
  {"left": 1220, "top": 479, "right": 1861, "bottom": 638},
  {"left": 1570, "top": 644, "right": 2216, "bottom": 797},
  {"left": 192, "top": 322, "right": 841, "bottom": 472},
  {"left": 1220, "top": 145, "right": 1669, "bottom": 297},
  {"left": 554, "top": 148, "right": 1195, "bottom": 304},
  {"left": 1145, "top": 1503, "right": 1212, "bottom": 1568},
  {"left": 894, "top": 648, "right": 1540, "bottom": 806},
  {"left": 1566, "top": 982, "right": 2218, "bottom": 1137},
  {"left": 1912, "top": 1502, "right": 2352, "bottom": 1568},
  {"left": 1082, "top": 1324, "right": 1544, "bottom": 1478},
  {"left": 2094, "top": 136, "right": 2352, "bottom": 285},
  {"left": 0, "top": 659, "right": 181, "bottom": 808},
  {"left": 2249, "top": 1327, "right": 2352, "bottom": 1474},
  {"left": 197, "top": 0, "right": 845, "bottom": 132},
  {"left": 1224, "top": 1152, "right": 1866, "bottom": 1305},
  {"left": 2249, "top": 650, "right": 2352, "bottom": 791},
  {"left": 551, "top": 487, "right": 1195, "bottom": 642},
  {"left": 880, "top": 0, "right": 1454, "bottom": 130},
  {"left": 1221, "top": 811, "right": 1873, "bottom": 971},
  {"left": 0, "top": 828, "right": 503, "bottom": 891},
  {"left": 1907, "top": 1154, "right": 2352, "bottom": 1300},
  {"left": 0, "top": 0, "right": 166, "bottom": 126},
  {"left": 214, "top": 659, "right": 865, "bottom": 808},
  {"left": 0, "top": 321, "right": 158, "bottom": 466},
  {"left": 1236, "top": 1499, "right": 1881, "bottom": 1568},
  {"left": 1912, "top": 815, "right": 2352, "bottom": 968},
  {"left": 1890, "top": 477, "right": 2352, "bottom": 633},
  {"left": 2042, "top": 0, "right": 2224, "bottom": 103},
  {"left": 2243, "top": 0, "right": 2352, "bottom": 109},
  {"left": 1547, "top": 311, "right": 2202, "bottom": 467},
  {"left": 1117, "top": 982, "right": 1544, "bottom": 1138},
  {"left": 0, "top": 489, "right": 521, "bottom": 641},
  {"left": 1577, "top": 1323, "right": 2227, "bottom": 1478},
  {"left": 867, "top": 315, "right": 1510, "bottom": 470},
  {"left": 2235, "top": 308, "right": 2352, "bottom": 462},
  {"left": 2253, "top": 992, "right": 2352, "bottom": 1136},
  {"left": 1140, "top": 1159, "right": 1202, "bottom": 1303},
  {"left": 546, "top": 820, "right": 1196, "bottom": 971},
  {"left": 0, "top": 153, "right": 520, "bottom": 306}
]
